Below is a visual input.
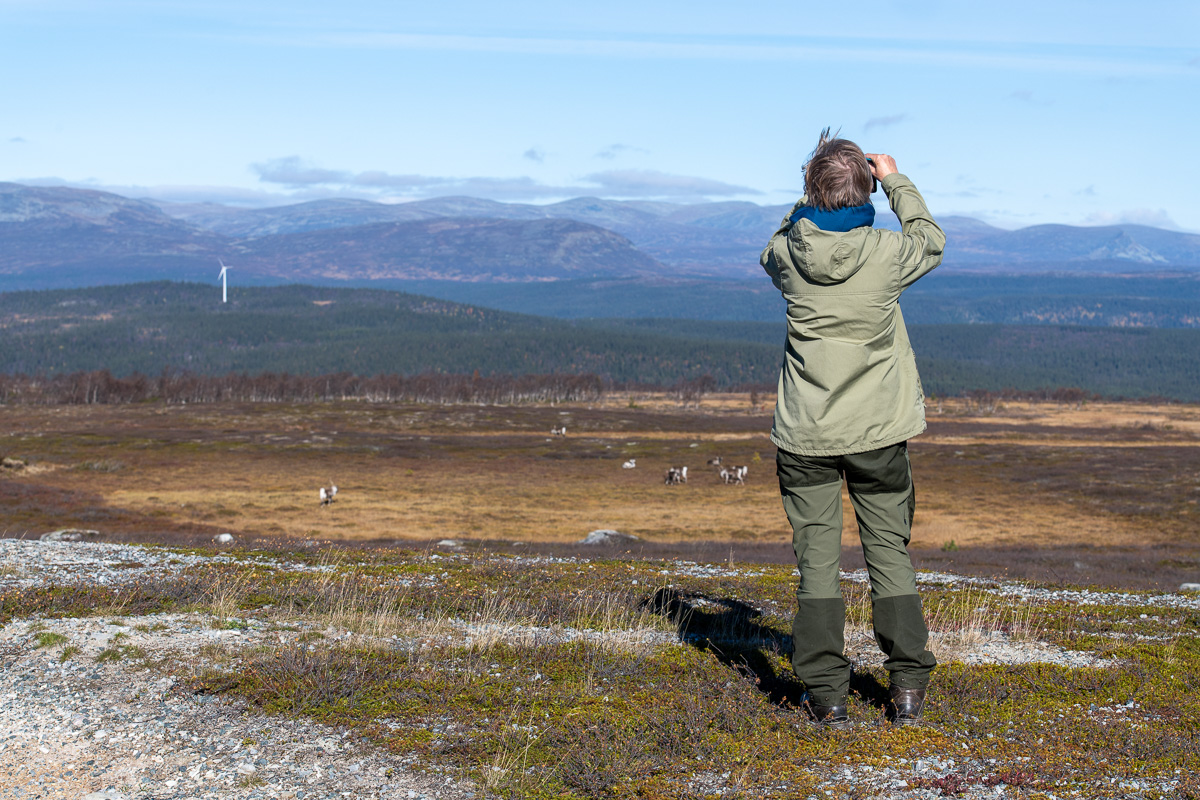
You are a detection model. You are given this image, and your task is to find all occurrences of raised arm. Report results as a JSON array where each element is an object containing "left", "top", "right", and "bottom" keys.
[{"left": 866, "top": 154, "right": 945, "bottom": 290}]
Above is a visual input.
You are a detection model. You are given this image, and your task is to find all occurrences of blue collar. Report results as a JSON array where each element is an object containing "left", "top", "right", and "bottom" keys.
[{"left": 789, "top": 202, "right": 876, "bottom": 231}]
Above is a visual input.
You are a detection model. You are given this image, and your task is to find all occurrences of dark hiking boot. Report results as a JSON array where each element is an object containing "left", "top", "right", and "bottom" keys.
[
  {"left": 889, "top": 685, "right": 926, "bottom": 726},
  {"left": 801, "top": 692, "right": 850, "bottom": 730}
]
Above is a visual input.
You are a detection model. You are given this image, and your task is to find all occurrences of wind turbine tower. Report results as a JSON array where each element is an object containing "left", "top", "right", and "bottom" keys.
[{"left": 218, "top": 260, "right": 231, "bottom": 303}]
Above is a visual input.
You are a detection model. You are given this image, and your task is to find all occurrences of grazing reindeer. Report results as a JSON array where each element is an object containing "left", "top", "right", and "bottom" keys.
[
  {"left": 622, "top": 458, "right": 637, "bottom": 469},
  {"left": 664, "top": 466, "right": 688, "bottom": 485},
  {"left": 319, "top": 483, "right": 339, "bottom": 505},
  {"left": 720, "top": 465, "right": 748, "bottom": 485},
  {"left": 706, "top": 456, "right": 723, "bottom": 466},
  {"left": 551, "top": 425, "right": 568, "bottom": 436}
]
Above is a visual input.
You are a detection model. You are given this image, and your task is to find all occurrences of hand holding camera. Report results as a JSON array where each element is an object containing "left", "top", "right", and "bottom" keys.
[{"left": 864, "top": 153, "right": 898, "bottom": 181}]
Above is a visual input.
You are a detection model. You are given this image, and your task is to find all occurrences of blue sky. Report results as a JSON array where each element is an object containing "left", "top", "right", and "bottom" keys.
[{"left": 2, "top": 0, "right": 1197, "bottom": 230}]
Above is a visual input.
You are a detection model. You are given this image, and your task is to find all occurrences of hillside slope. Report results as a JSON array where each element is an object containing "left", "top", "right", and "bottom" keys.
[
  {"left": 233, "top": 218, "right": 664, "bottom": 281},
  {"left": 2, "top": 282, "right": 1199, "bottom": 400}
]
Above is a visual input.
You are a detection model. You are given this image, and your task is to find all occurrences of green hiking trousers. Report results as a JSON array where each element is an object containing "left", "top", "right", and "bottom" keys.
[{"left": 776, "top": 442, "right": 936, "bottom": 706}]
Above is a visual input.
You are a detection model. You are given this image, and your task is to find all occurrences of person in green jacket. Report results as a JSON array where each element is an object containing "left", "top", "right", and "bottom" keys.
[{"left": 760, "top": 129, "right": 944, "bottom": 729}]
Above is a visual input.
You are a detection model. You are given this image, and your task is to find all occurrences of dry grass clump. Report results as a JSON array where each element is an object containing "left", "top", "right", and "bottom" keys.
[{"left": 840, "top": 583, "right": 1041, "bottom": 664}]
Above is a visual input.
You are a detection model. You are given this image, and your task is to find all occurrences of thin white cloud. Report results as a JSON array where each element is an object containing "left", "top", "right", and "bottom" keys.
[
  {"left": 248, "top": 157, "right": 759, "bottom": 201},
  {"left": 251, "top": 156, "right": 350, "bottom": 186},
  {"left": 595, "top": 143, "right": 649, "bottom": 160},
  {"left": 1083, "top": 208, "right": 1182, "bottom": 230},
  {"left": 231, "top": 30, "right": 1198, "bottom": 78},
  {"left": 864, "top": 114, "right": 908, "bottom": 130},
  {"left": 581, "top": 169, "right": 758, "bottom": 198},
  {"left": 8, "top": 136, "right": 26, "bottom": 143}
]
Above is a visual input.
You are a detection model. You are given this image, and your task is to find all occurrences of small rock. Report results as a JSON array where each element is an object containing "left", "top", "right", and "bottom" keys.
[
  {"left": 237, "top": 762, "right": 257, "bottom": 775},
  {"left": 40, "top": 528, "right": 99, "bottom": 542},
  {"left": 579, "top": 529, "right": 639, "bottom": 546},
  {"left": 82, "top": 792, "right": 127, "bottom": 800},
  {"left": 1180, "top": 583, "right": 1200, "bottom": 592},
  {"left": 214, "top": 533, "right": 235, "bottom": 544},
  {"left": 435, "top": 539, "right": 462, "bottom": 547}
]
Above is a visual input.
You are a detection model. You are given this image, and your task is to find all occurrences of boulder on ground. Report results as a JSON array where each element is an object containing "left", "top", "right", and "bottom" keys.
[
  {"left": 436, "top": 539, "right": 463, "bottom": 547},
  {"left": 213, "top": 532, "right": 235, "bottom": 544},
  {"left": 39, "top": 529, "right": 99, "bottom": 542},
  {"left": 579, "top": 529, "right": 640, "bottom": 546},
  {"left": 1180, "top": 582, "right": 1200, "bottom": 592}
]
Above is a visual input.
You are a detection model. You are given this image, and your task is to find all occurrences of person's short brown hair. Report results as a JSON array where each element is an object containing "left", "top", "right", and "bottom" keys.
[{"left": 804, "top": 127, "right": 872, "bottom": 210}]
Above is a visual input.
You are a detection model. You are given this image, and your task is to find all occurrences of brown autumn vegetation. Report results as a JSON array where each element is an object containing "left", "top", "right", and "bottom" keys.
[{"left": 2, "top": 392, "right": 1199, "bottom": 589}]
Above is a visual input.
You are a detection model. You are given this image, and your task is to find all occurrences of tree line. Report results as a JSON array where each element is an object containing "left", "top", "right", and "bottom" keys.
[{"left": 0, "top": 370, "right": 609, "bottom": 406}]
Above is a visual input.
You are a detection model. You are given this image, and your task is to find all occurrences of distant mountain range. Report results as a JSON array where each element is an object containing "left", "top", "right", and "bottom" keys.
[{"left": 2, "top": 181, "right": 1199, "bottom": 292}]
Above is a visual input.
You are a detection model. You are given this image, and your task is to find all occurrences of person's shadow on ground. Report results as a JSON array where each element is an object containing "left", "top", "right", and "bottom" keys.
[{"left": 642, "top": 587, "right": 889, "bottom": 713}]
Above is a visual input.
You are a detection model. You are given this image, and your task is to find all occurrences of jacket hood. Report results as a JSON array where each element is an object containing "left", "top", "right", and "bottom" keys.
[{"left": 791, "top": 221, "right": 872, "bottom": 285}]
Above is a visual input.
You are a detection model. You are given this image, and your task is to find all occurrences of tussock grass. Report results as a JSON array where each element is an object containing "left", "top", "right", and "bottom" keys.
[
  {"left": 96, "top": 643, "right": 146, "bottom": 663},
  {"left": 33, "top": 630, "right": 68, "bottom": 649}
]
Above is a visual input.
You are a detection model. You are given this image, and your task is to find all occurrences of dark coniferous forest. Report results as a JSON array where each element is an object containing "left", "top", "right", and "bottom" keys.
[{"left": 1, "top": 282, "right": 1198, "bottom": 401}]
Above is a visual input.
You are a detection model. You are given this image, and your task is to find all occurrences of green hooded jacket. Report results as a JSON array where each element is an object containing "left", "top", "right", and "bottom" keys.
[{"left": 760, "top": 173, "right": 945, "bottom": 456}]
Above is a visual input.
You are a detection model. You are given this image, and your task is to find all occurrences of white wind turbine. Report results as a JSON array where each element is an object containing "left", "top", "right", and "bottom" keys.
[{"left": 217, "top": 260, "right": 231, "bottom": 303}]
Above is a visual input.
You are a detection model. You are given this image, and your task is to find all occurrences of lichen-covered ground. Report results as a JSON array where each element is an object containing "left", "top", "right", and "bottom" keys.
[{"left": 3, "top": 538, "right": 1199, "bottom": 799}]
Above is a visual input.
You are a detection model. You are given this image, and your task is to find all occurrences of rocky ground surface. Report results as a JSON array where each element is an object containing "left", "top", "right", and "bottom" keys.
[
  {"left": 2, "top": 537, "right": 1197, "bottom": 799},
  {"left": 0, "top": 612, "right": 478, "bottom": 800}
]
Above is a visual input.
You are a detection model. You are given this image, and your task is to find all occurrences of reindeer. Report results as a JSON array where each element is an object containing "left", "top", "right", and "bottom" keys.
[
  {"left": 319, "top": 483, "right": 339, "bottom": 505},
  {"left": 706, "top": 456, "right": 723, "bottom": 466},
  {"left": 550, "top": 426, "right": 568, "bottom": 436},
  {"left": 719, "top": 465, "right": 748, "bottom": 485},
  {"left": 622, "top": 458, "right": 637, "bottom": 469},
  {"left": 664, "top": 466, "right": 689, "bottom": 486}
]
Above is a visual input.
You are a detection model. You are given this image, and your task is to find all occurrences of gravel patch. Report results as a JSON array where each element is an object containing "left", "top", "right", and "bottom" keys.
[
  {"left": 0, "top": 538, "right": 331, "bottom": 593},
  {"left": 0, "top": 614, "right": 478, "bottom": 800}
]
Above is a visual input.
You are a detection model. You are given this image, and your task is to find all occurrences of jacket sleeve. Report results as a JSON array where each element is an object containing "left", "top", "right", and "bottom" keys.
[
  {"left": 882, "top": 174, "right": 945, "bottom": 290},
  {"left": 760, "top": 197, "right": 806, "bottom": 291}
]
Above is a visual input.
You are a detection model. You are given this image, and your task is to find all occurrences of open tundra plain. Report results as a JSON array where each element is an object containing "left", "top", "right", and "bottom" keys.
[{"left": 2, "top": 395, "right": 1200, "bottom": 799}]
